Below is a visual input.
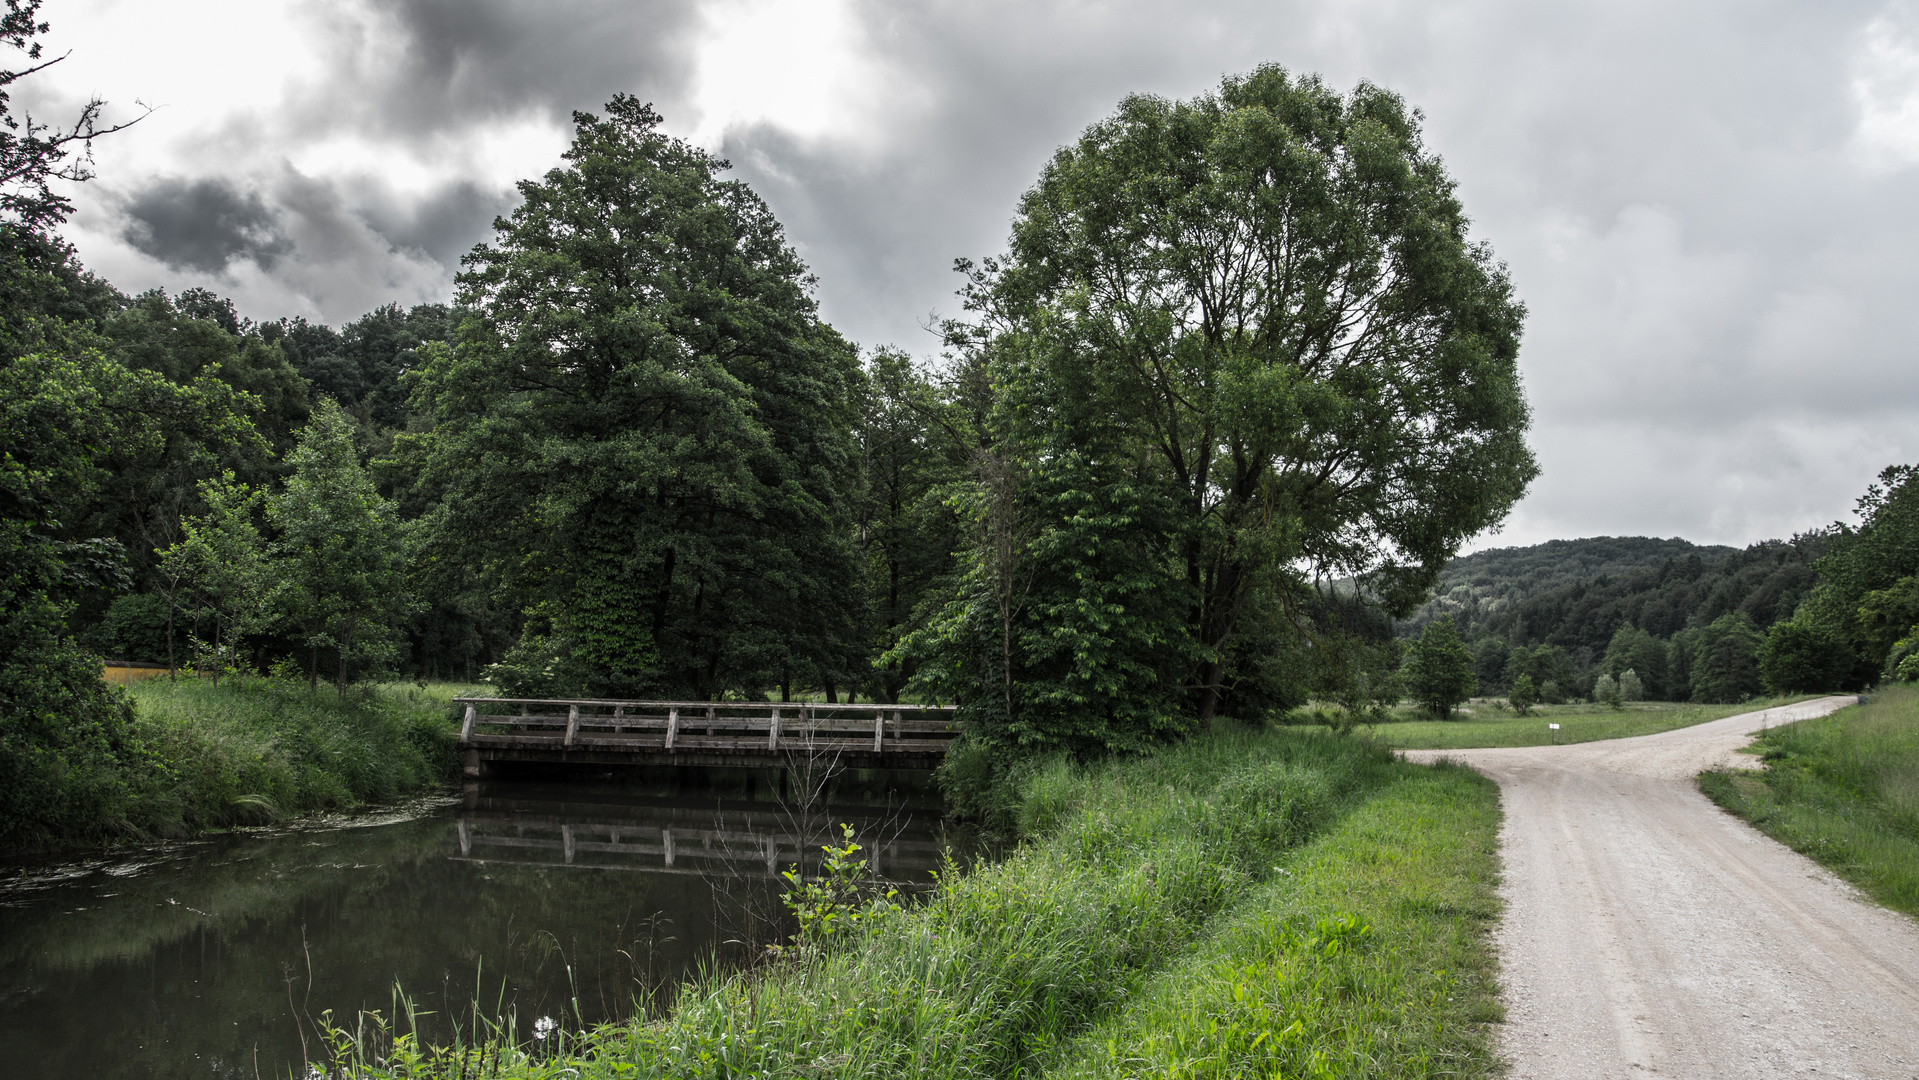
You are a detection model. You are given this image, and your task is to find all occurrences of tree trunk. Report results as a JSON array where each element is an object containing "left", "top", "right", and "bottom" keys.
[
  {"left": 336, "top": 621, "right": 355, "bottom": 696},
  {"left": 165, "top": 585, "right": 177, "bottom": 681},
  {"left": 1196, "top": 659, "right": 1224, "bottom": 730},
  {"left": 824, "top": 679, "right": 838, "bottom": 704}
]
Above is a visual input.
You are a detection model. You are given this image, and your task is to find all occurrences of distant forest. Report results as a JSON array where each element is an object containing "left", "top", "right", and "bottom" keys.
[{"left": 1395, "top": 529, "right": 1888, "bottom": 705}]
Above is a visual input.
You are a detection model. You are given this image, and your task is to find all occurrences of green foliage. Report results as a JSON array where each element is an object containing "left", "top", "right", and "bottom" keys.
[
  {"left": 1602, "top": 624, "right": 1671, "bottom": 699},
  {"left": 1759, "top": 617, "right": 1855, "bottom": 693},
  {"left": 317, "top": 729, "right": 1505, "bottom": 1080},
  {"left": 897, "top": 432, "right": 1200, "bottom": 756},
  {"left": 856, "top": 348, "right": 968, "bottom": 703},
  {"left": 1405, "top": 535, "right": 1818, "bottom": 659},
  {"left": 1800, "top": 464, "right": 1919, "bottom": 679},
  {"left": 778, "top": 823, "right": 902, "bottom": 948},
  {"left": 1618, "top": 668, "right": 1644, "bottom": 702},
  {"left": 1702, "top": 686, "right": 1919, "bottom": 917},
  {"left": 271, "top": 399, "right": 417, "bottom": 692},
  {"left": 158, "top": 470, "right": 270, "bottom": 682},
  {"left": 121, "top": 677, "right": 462, "bottom": 838},
  {"left": 1404, "top": 616, "right": 1477, "bottom": 718},
  {"left": 1886, "top": 628, "right": 1919, "bottom": 683},
  {"left": 0, "top": 337, "right": 254, "bottom": 848},
  {"left": 1508, "top": 672, "right": 1537, "bottom": 715},
  {"left": 402, "top": 97, "right": 862, "bottom": 701},
  {"left": 1688, "top": 612, "right": 1764, "bottom": 703},
  {"left": 1592, "top": 672, "right": 1621, "bottom": 708},
  {"left": 942, "top": 64, "right": 1534, "bottom": 729}
]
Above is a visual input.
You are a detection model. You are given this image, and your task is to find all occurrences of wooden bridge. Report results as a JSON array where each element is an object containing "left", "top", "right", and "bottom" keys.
[{"left": 456, "top": 698, "right": 960, "bottom": 776}]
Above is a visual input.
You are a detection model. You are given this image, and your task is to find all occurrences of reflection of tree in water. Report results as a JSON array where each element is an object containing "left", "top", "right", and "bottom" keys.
[
  {"left": 0, "top": 769, "right": 956, "bottom": 1080},
  {"left": 447, "top": 756, "right": 952, "bottom": 1026},
  {"left": 697, "top": 742, "right": 928, "bottom": 969}
]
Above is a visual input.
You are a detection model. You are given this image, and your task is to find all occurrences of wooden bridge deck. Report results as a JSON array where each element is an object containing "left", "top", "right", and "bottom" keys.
[{"left": 456, "top": 698, "right": 960, "bottom": 774}]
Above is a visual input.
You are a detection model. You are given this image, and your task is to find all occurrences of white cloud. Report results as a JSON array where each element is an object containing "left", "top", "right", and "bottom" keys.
[
  {"left": 686, "top": 0, "right": 904, "bottom": 152},
  {"left": 1852, "top": 3, "right": 1919, "bottom": 171}
]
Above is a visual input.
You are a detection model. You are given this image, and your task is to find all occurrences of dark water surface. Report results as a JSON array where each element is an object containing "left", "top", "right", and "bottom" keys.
[{"left": 0, "top": 768, "right": 956, "bottom": 1079}]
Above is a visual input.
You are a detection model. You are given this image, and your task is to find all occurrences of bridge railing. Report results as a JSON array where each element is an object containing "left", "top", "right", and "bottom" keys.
[{"left": 454, "top": 698, "right": 959, "bottom": 756}]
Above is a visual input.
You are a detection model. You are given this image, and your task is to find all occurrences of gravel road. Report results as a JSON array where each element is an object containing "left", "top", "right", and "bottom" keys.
[{"left": 1406, "top": 697, "right": 1919, "bottom": 1079}]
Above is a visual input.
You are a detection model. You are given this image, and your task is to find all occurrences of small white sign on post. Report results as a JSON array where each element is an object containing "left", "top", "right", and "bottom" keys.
[{"left": 1548, "top": 723, "right": 1560, "bottom": 730}]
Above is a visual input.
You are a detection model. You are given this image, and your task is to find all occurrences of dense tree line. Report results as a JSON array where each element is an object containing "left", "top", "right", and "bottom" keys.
[
  {"left": 6, "top": 40, "right": 1541, "bottom": 839},
  {"left": 1395, "top": 496, "right": 1919, "bottom": 706}
]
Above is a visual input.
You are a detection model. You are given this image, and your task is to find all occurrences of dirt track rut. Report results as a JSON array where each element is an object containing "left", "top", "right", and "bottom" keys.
[{"left": 1407, "top": 698, "right": 1919, "bottom": 1079}]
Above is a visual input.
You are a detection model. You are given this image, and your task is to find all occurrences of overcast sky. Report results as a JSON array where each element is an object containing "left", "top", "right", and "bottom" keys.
[{"left": 19, "top": 0, "right": 1919, "bottom": 551}]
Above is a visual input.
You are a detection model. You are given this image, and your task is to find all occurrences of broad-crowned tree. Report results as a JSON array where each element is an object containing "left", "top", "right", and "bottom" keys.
[
  {"left": 401, "top": 97, "right": 862, "bottom": 699},
  {"left": 1404, "top": 615, "right": 1477, "bottom": 718},
  {"left": 1508, "top": 672, "right": 1537, "bottom": 716},
  {"left": 951, "top": 66, "right": 1535, "bottom": 726}
]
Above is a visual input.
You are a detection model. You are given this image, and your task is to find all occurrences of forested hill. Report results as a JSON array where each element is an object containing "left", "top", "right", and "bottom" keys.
[{"left": 1404, "top": 534, "right": 1825, "bottom": 655}]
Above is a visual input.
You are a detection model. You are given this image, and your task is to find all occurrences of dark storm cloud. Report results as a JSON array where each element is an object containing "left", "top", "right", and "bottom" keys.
[
  {"left": 354, "top": 179, "right": 518, "bottom": 268},
  {"left": 121, "top": 177, "right": 294, "bottom": 274},
  {"left": 292, "top": 0, "right": 708, "bottom": 138},
  {"left": 719, "top": 1, "right": 1279, "bottom": 352},
  {"left": 704, "top": 0, "right": 1919, "bottom": 545}
]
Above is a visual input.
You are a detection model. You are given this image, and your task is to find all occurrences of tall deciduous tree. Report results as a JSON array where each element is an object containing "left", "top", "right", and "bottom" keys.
[
  {"left": 1404, "top": 615, "right": 1477, "bottom": 718},
  {"left": 158, "top": 471, "right": 268, "bottom": 684},
  {"left": 401, "top": 97, "right": 863, "bottom": 699},
  {"left": 944, "top": 66, "right": 1535, "bottom": 732},
  {"left": 270, "top": 400, "right": 413, "bottom": 693},
  {"left": 1687, "top": 612, "right": 1764, "bottom": 704}
]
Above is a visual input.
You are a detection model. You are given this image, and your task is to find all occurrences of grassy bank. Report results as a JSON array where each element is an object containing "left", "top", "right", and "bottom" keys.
[
  {"left": 321, "top": 729, "right": 1505, "bottom": 1079},
  {"left": 1701, "top": 686, "right": 1919, "bottom": 918},
  {"left": 1363, "top": 695, "right": 1812, "bottom": 750},
  {"left": 1, "top": 677, "right": 467, "bottom": 851}
]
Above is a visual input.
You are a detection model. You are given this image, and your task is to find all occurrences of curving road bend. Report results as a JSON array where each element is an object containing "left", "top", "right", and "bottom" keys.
[{"left": 1406, "top": 697, "right": 1919, "bottom": 1079}]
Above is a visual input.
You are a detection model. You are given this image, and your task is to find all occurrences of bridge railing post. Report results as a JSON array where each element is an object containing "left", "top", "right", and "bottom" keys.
[
  {"left": 461, "top": 704, "right": 477, "bottom": 742},
  {"left": 666, "top": 706, "right": 679, "bottom": 750},
  {"left": 768, "top": 707, "right": 782, "bottom": 750},
  {"left": 564, "top": 703, "right": 580, "bottom": 747}
]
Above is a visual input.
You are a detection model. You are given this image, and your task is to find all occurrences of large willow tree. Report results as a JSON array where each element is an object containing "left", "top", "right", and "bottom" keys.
[
  {"left": 928, "top": 66, "right": 1536, "bottom": 738},
  {"left": 404, "top": 97, "right": 863, "bottom": 700}
]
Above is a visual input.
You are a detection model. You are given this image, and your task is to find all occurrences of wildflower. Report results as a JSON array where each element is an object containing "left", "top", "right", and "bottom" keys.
[{"left": 534, "top": 1016, "right": 558, "bottom": 1041}]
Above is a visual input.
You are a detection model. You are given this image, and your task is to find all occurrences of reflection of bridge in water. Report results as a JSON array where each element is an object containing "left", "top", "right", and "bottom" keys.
[{"left": 450, "top": 791, "right": 949, "bottom": 885}]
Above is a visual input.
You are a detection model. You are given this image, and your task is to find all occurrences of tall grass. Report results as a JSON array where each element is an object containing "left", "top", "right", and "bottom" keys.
[
  {"left": 316, "top": 729, "right": 1505, "bottom": 1079},
  {"left": 1701, "top": 684, "right": 1919, "bottom": 917},
  {"left": 110, "top": 677, "right": 466, "bottom": 839}
]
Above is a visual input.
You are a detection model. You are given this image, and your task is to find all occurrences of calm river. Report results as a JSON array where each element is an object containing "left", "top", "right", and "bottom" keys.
[{"left": 0, "top": 767, "right": 958, "bottom": 1079}]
